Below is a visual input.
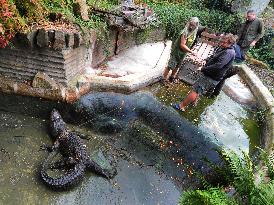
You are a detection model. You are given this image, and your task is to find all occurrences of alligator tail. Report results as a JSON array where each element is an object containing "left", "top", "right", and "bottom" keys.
[{"left": 40, "top": 153, "right": 86, "bottom": 190}]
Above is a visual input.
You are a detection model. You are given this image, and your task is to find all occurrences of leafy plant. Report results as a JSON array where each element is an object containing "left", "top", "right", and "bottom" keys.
[
  {"left": 248, "top": 27, "right": 274, "bottom": 70},
  {"left": 180, "top": 187, "right": 238, "bottom": 205},
  {"left": 0, "top": 0, "right": 27, "bottom": 48},
  {"left": 87, "top": 0, "right": 120, "bottom": 9},
  {"left": 146, "top": 2, "right": 241, "bottom": 40},
  {"left": 179, "top": 148, "right": 274, "bottom": 205},
  {"left": 13, "top": 0, "right": 48, "bottom": 22}
]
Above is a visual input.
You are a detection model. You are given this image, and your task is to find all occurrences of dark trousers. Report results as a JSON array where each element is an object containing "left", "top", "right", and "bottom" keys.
[{"left": 210, "top": 65, "right": 239, "bottom": 97}]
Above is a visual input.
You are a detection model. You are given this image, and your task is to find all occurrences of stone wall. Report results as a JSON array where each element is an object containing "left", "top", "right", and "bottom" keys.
[
  {"left": 0, "top": 46, "right": 87, "bottom": 85},
  {"left": 237, "top": 64, "right": 274, "bottom": 152},
  {"left": 0, "top": 27, "right": 165, "bottom": 87},
  {"left": 0, "top": 27, "right": 89, "bottom": 86}
]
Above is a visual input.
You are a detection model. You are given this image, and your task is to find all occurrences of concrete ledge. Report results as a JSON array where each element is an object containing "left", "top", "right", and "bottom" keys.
[
  {"left": 0, "top": 74, "right": 91, "bottom": 103},
  {"left": 236, "top": 64, "right": 274, "bottom": 152},
  {"left": 87, "top": 41, "right": 172, "bottom": 92}
]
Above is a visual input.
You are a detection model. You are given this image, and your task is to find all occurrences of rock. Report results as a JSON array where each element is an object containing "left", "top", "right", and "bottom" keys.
[
  {"left": 36, "top": 28, "right": 49, "bottom": 48},
  {"left": 92, "top": 116, "right": 124, "bottom": 134},
  {"left": 72, "top": 91, "right": 225, "bottom": 183},
  {"left": 73, "top": 32, "right": 82, "bottom": 48},
  {"left": 48, "top": 30, "right": 55, "bottom": 48},
  {"left": 53, "top": 31, "right": 66, "bottom": 50},
  {"left": 73, "top": 0, "right": 89, "bottom": 21},
  {"left": 11, "top": 30, "right": 38, "bottom": 48},
  {"left": 65, "top": 32, "right": 75, "bottom": 48},
  {"left": 32, "top": 72, "right": 59, "bottom": 89},
  {"left": 223, "top": 75, "right": 257, "bottom": 106}
]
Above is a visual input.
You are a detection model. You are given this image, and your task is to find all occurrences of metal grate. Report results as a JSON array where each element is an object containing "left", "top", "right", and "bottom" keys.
[{"left": 177, "top": 32, "right": 219, "bottom": 85}]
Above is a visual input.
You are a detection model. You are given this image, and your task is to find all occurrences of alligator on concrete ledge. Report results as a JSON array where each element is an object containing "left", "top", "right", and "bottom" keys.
[{"left": 40, "top": 108, "right": 116, "bottom": 190}]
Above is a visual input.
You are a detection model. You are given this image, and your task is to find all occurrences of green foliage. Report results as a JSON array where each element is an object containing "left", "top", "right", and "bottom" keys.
[
  {"left": 223, "top": 150, "right": 256, "bottom": 199},
  {"left": 259, "top": 148, "right": 274, "bottom": 180},
  {"left": 42, "top": 0, "right": 109, "bottom": 42},
  {"left": 0, "top": 0, "right": 27, "bottom": 47},
  {"left": 248, "top": 27, "right": 274, "bottom": 70},
  {"left": 13, "top": 0, "right": 48, "bottom": 22},
  {"left": 179, "top": 148, "right": 274, "bottom": 205},
  {"left": 146, "top": 2, "right": 241, "bottom": 40},
  {"left": 180, "top": 187, "right": 238, "bottom": 205},
  {"left": 87, "top": 0, "right": 120, "bottom": 9},
  {"left": 251, "top": 181, "right": 274, "bottom": 205}
]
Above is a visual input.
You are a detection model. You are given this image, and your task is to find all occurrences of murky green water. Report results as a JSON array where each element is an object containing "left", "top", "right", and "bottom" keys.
[
  {"left": 0, "top": 110, "right": 181, "bottom": 205},
  {"left": 0, "top": 81, "right": 263, "bottom": 205},
  {"left": 147, "top": 82, "right": 262, "bottom": 155}
]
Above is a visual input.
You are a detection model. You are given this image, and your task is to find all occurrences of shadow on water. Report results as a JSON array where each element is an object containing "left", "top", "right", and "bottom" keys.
[
  {"left": 0, "top": 80, "right": 263, "bottom": 205},
  {"left": 0, "top": 93, "right": 182, "bottom": 205}
]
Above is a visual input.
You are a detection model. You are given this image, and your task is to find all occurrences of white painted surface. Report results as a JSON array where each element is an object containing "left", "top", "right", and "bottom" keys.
[
  {"left": 84, "top": 41, "right": 172, "bottom": 92},
  {"left": 223, "top": 74, "right": 256, "bottom": 106}
]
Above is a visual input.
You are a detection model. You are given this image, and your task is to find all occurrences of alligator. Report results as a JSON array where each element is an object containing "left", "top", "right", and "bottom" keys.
[{"left": 40, "top": 108, "right": 115, "bottom": 190}]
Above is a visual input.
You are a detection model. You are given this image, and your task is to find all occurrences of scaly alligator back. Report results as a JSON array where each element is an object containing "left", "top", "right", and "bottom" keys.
[
  {"left": 41, "top": 153, "right": 86, "bottom": 189},
  {"left": 41, "top": 108, "right": 114, "bottom": 190}
]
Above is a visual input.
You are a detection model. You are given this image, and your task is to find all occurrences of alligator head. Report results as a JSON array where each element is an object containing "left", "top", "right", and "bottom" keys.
[{"left": 49, "top": 108, "right": 66, "bottom": 138}]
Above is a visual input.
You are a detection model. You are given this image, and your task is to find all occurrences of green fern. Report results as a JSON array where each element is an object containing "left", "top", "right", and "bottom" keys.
[
  {"left": 179, "top": 187, "right": 238, "bottom": 205},
  {"left": 179, "top": 148, "right": 274, "bottom": 205},
  {"left": 259, "top": 148, "right": 274, "bottom": 180},
  {"left": 250, "top": 181, "right": 274, "bottom": 205}
]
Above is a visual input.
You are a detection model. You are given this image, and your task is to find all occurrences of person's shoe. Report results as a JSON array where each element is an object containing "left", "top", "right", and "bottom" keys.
[
  {"left": 161, "top": 79, "right": 171, "bottom": 88},
  {"left": 173, "top": 104, "right": 185, "bottom": 112},
  {"left": 169, "top": 76, "right": 180, "bottom": 84}
]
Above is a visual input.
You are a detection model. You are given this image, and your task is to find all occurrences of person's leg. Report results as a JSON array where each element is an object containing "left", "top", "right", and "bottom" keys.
[
  {"left": 170, "top": 67, "right": 179, "bottom": 78},
  {"left": 211, "top": 79, "right": 226, "bottom": 97},
  {"left": 169, "top": 67, "right": 181, "bottom": 83},
  {"left": 164, "top": 55, "right": 178, "bottom": 81},
  {"left": 211, "top": 65, "right": 238, "bottom": 97},
  {"left": 163, "top": 67, "right": 170, "bottom": 80},
  {"left": 178, "top": 91, "right": 199, "bottom": 110}
]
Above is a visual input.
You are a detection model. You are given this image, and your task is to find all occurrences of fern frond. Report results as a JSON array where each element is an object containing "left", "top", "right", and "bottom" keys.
[
  {"left": 220, "top": 149, "right": 256, "bottom": 198},
  {"left": 259, "top": 148, "right": 274, "bottom": 180},
  {"left": 250, "top": 180, "right": 274, "bottom": 205},
  {"left": 179, "top": 187, "right": 238, "bottom": 205}
]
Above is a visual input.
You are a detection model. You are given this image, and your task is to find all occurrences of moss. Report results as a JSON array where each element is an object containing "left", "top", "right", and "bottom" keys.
[
  {"left": 240, "top": 118, "right": 261, "bottom": 152},
  {"left": 128, "top": 119, "right": 168, "bottom": 151},
  {"left": 149, "top": 82, "right": 215, "bottom": 125}
]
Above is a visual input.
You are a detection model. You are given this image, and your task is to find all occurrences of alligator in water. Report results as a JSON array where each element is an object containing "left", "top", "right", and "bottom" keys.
[{"left": 40, "top": 108, "right": 116, "bottom": 190}]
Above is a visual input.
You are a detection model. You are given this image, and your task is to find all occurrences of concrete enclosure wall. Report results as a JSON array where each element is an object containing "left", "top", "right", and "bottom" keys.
[
  {"left": 0, "top": 46, "right": 87, "bottom": 85},
  {"left": 0, "top": 27, "right": 165, "bottom": 86}
]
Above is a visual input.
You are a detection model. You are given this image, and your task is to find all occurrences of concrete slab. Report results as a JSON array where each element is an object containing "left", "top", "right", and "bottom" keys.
[
  {"left": 84, "top": 41, "right": 172, "bottom": 92},
  {"left": 223, "top": 74, "right": 257, "bottom": 106}
]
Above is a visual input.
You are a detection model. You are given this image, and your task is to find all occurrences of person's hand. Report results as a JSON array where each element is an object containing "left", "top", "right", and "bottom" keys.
[
  {"left": 250, "top": 41, "right": 256, "bottom": 47},
  {"left": 191, "top": 50, "right": 197, "bottom": 56}
]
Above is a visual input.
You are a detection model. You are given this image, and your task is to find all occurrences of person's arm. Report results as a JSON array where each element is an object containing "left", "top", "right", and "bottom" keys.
[
  {"left": 251, "top": 19, "right": 264, "bottom": 46},
  {"left": 180, "top": 34, "right": 196, "bottom": 55},
  {"left": 237, "top": 23, "right": 244, "bottom": 42}
]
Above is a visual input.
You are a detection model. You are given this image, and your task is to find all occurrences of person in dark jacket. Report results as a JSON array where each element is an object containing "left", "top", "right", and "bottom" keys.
[
  {"left": 173, "top": 33, "right": 237, "bottom": 111},
  {"left": 237, "top": 10, "right": 264, "bottom": 59}
]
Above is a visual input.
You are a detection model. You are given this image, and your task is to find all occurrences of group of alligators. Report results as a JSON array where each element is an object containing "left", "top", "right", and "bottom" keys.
[{"left": 40, "top": 109, "right": 116, "bottom": 190}]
